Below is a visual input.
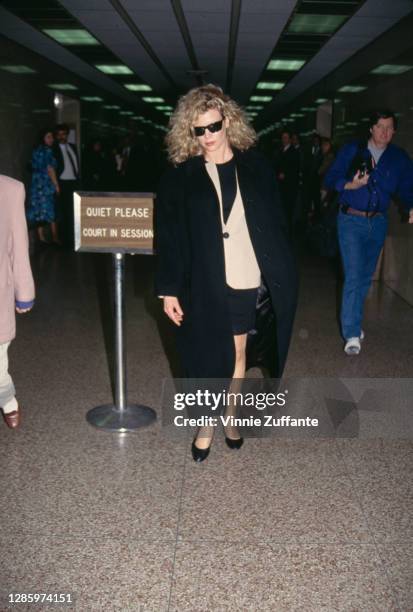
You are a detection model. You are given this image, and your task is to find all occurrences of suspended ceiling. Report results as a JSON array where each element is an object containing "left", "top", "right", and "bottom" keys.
[{"left": 0, "top": 0, "right": 412, "bottom": 130}]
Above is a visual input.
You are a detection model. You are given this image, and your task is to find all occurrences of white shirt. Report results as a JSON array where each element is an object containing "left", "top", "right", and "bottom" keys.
[{"left": 59, "top": 143, "right": 78, "bottom": 180}]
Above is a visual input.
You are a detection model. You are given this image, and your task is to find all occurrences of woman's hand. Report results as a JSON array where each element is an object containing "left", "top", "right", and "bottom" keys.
[{"left": 163, "top": 296, "right": 184, "bottom": 326}]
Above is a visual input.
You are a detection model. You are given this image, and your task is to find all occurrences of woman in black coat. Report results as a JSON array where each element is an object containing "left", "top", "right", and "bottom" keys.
[{"left": 155, "top": 85, "right": 297, "bottom": 462}]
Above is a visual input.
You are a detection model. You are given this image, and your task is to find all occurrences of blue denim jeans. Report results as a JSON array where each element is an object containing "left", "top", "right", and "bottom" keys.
[{"left": 337, "top": 211, "right": 388, "bottom": 339}]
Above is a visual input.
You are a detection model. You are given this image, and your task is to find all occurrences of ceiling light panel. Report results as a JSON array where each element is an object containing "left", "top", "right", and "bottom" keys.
[
  {"left": 338, "top": 85, "right": 367, "bottom": 92},
  {"left": 288, "top": 14, "right": 347, "bottom": 35},
  {"left": 370, "top": 64, "right": 413, "bottom": 75},
  {"left": 250, "top": 96, "right": 273, "bottom": 102},
  {"left": 267, "top": 59, "right": 306, "bottom": 71},
  {"left": 48, "top": 83, "right": 78, "bottom": 90},
  {"left": 95, "top": 65, "right": 133, "bottom": 75},
  {"left": 257, "top": 82, "right": 285, "bottom": 90},
  {"left": 143, "top": 97, "right": 165, "bottom": 103},
  {"left": 80, "top": 96, "right": 103, "bottom": 102},
  {"left": 124, "top": 84, "right": 152, "bottom": 91},
  {"left": 43, "top": 29, "right": 99, "bottom": 46},
  {"left": 0, "top": 65, "right": 36, "bottom": 74}
]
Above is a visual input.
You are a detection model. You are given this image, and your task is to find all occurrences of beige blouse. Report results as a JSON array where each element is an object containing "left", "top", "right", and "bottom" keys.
[{"left": 205, "top": 161, "right": 260, "bottom": 289}]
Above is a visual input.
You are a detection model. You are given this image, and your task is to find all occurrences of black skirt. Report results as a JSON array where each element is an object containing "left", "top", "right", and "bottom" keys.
[{"left": 226, "top": 285, "right": 259, "bottom": 335}]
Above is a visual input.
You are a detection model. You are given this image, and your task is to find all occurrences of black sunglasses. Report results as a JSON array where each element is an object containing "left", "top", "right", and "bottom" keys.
[{"left": 193, "top": 119, "right": 224, "bottom": 137}]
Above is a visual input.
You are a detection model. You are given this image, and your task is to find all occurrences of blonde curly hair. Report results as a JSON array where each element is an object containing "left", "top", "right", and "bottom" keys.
[{"left": 165, "top": 84, "right": 257, "bottom": 164}]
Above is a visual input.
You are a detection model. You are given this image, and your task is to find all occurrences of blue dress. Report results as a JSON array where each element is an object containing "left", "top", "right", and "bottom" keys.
[{"left": 28, "top": 145, "right": 57, "bottom": 223}]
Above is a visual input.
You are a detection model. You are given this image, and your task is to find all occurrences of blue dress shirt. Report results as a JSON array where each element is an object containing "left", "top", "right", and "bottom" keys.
[{"left": 324, "top": 140, "right": 413, "bottom": 213}]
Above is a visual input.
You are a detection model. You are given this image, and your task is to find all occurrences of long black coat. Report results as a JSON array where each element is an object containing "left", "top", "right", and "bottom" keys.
[{"left": 155, "top": 147, "right": 298, "bottom": 378}]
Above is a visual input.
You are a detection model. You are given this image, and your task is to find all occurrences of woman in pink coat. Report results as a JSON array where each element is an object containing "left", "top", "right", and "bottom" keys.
[{"left": 0, "top": 175, "right": 35, "bottom": 428}]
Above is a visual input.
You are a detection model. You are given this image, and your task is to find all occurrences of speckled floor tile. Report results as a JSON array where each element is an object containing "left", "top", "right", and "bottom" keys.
[
  {"left": 337, "top": 440, "right": 413, "bottom": 542},
  {"left": 377, "top": 542, "right": 413, "bottom": 611},
  {"left": 0, "top": 534, "right": 173, "bottom": 611},
  {"left": 178, "top": 438, "right": 371, "bottom": 543},
  {"left": 337, "top": 439, "right": 413, "bottom": 476},
  {"left": 169, "top": 541, "right": 398, "bottom": 611},
  {"left": 5, "top": 340, "right": 171, "bottom": 439},
  {"left": 2, "top": 246, "right": 412, "bottom": 609},
  {"left": 0, "top": 430, "right": 185, "bottom": 539},
  {"left": 352, "top": 480, "right": 413, "bottom": 543}
]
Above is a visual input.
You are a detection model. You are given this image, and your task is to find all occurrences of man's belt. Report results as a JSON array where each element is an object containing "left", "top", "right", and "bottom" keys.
[{"left": 341, "top": 206, "right": 382, "bottom": 218}]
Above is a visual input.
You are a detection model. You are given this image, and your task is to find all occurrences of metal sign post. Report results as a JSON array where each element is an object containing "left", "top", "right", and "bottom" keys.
[{"left": 74, "top": 192, "right": 157, "bottom": 432}]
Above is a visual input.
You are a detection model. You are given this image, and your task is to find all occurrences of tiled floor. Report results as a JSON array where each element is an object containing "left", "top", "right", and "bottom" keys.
[{"left": 0, "top": 247, "right": 412, "bottom": 611}]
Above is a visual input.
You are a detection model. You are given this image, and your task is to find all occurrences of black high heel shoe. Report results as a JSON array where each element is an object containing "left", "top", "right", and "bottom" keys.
[
  {"left": 191, "top": 439, "right": 211, "bottom": 462},
  {"left": 225, "top": 436, "right": 244, "bottom": 450}
]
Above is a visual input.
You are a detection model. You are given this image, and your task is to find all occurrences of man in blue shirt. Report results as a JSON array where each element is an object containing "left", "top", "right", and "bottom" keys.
[{"left": 324, "top": 109, "right": 413, "bottom": 354}]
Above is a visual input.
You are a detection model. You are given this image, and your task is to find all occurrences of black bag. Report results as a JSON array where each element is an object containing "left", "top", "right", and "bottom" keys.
[{"left": 246, "top": 281, "right": 278, "bottom": 377}]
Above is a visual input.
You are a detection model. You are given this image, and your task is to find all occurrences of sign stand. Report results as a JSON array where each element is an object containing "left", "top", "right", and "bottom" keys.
[{"left": 86, "top": 252, "right": 156, "bottom": 432}]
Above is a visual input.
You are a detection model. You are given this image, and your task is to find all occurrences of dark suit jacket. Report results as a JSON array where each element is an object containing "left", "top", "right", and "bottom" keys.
[
  {"left": 155, "top": 147, "right": 298, "bottom": 378},
  {"left": 53, "top": 142, "right": 79, "bottom": 180},
  {"left": 275, "top": 145, "right": 300, "bottom": 190}
]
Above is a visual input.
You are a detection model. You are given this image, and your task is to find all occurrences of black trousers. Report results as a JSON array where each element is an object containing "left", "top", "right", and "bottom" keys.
[{"left": 57, "top": 180, "right": 79, "bottom": 246}]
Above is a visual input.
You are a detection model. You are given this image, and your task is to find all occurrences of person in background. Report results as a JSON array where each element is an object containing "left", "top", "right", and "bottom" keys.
[
  {"left": 303, "top": 132, "right": 323, "bottom": 222},
  {"left": 291, "top": 133, "right": 303, "bottom": 171},
  {"left": 53, "top": 123, "right": 80, "bottom": 247},
  {"left": 119, "top": 135, "right": 138, "bottom": 190},
  {"left": 324, "top": 109, "right": 413, "bottom": 355},
  {"left": 275, "top": 129, "right": 301, "bottom": 236},
  {"left": 119, "top": 135, "right": 131, "bottom": 186},
  {"left": 291, "top": 133, "right": 305, "bottom": 226},
  {"left": 0, "top": 175, "right": 35, "bottom": 428},
  {"left": 83, "top": 139, "right": 110, "bottom": 191},
  {"left": 318, "top": 137, "right": 335, "bottom": 208},
  {"left": 291, "top": 133, "right": 301, "bottom": 151},
  {"left": 110, "top": 144, "right": 124, "bottom": 190},
  {"left": 27, "top": 128, "right": 60, "bottom": 245}
]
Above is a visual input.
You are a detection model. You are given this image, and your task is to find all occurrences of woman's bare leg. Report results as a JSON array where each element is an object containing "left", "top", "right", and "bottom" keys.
[
  {"left": 37, "top": 225, "right": 47, "bottom": 242},
  {"left": 224, "top": 333, "right": 247, "bottom": 439},
  {"left": 50, "top": 222, "right": 60, "bottom": 243},
  {"left": 195, "top": 333, "right": 247, "bottom": 448}
]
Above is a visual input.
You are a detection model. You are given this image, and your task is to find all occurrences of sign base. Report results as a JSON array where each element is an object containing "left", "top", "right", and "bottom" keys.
[{"left": 86, "top": 404, "right": 157, "bottom": 432}]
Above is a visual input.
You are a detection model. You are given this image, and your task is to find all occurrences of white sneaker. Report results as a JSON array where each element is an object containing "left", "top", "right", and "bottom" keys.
[{"left": 344, "top": 337, "right": 361, "bottom": 355}]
